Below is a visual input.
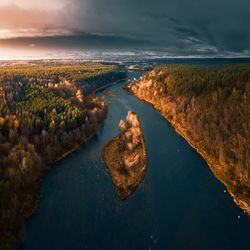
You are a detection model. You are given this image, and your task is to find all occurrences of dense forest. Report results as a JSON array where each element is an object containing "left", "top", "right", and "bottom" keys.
[
  {"left": 128, "top": 64, "right": 250, "bottom": 213},
  {"left": 0, "top": 62, "right": 125, "bottom": 249},
  {"left": 0, "top": 61, "right": 126, "bottom": 94}
]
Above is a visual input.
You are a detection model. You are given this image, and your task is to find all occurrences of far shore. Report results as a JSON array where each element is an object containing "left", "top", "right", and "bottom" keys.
[{"left": 95, "top": 78, "right": 126, "bottom": 92}]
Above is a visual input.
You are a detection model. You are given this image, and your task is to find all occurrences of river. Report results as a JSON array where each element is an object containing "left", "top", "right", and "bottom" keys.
[{"left": 19, "top": 66, "right": 250, "bottom": 250}]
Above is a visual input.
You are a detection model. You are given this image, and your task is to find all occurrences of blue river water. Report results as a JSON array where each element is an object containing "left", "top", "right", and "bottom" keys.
[{"left": 19, "top": 60, "right": 250, "bottom": 250}]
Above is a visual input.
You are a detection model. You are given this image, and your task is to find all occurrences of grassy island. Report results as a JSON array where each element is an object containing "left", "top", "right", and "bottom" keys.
[
  {"left": 128, "top": 64, "right": 250, "bottom": 214},
  {"left": 102, "top": 111, "right": 147, "bottom": 199}
]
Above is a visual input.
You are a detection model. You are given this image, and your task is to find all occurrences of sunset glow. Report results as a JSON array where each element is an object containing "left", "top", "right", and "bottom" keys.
[
  {"left": 0, "top": 0, "right": 76, "bottom": 41},
  {"left": 0, "top": 0, "right": 68, "bottom": 11}
]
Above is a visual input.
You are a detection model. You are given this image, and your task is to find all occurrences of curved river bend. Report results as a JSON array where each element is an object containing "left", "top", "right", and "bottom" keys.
[{"left": 20, "top": 70, "right": 250, "bottom": 250}]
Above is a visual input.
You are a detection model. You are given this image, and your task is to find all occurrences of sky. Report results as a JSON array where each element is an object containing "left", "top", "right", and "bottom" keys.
[{"left": 0, "top": 0, "right": 250, "bottom": 59}]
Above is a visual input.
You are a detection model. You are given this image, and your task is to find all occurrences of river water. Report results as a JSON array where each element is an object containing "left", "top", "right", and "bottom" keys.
[{"left": 20, "top": 64, "right": 250, "bottom": 250}]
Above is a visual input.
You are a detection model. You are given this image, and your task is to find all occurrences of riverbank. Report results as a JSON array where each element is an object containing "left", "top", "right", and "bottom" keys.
[
  {"left": 0, "top": 106, "right": 109, "bottom": 249},
  {"left": 0, "top": 63, "right": 128, "bottom": 249},
  {"left": 127, "top": 83, "right": 250, "bottom": 215},
  {"left": 102, "top": 111, "right": 147, "bottom": 199},
  {"left": 95, "top": 78, "right": 126, "bottom": 92},
  {"left": 3, "top": 124, "right": 104, "bottom": 250},
  {"left": 162, "top": 117, "right": 250, "bottom": 215}
]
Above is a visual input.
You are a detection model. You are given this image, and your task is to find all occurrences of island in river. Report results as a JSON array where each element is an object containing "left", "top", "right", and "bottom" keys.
[
  {"left": 102, "top": 111, "right": 147, "bottom": 199},
  {"left": 127, "top": 64, "right": 250, "bottom": 215},
  {"left": 0, "top": 61, "right": 126, "bottom": 250}
]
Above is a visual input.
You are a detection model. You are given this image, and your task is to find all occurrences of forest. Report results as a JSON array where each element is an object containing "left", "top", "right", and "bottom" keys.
[
  {"left": 0, "top": 61, "right": 125, "bottom": 249},
  {"left": 128, "top": 64, "right": 250, "bottom": 213}
]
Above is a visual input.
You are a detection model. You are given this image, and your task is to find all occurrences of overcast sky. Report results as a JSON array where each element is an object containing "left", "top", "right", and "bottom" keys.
[{"left": 0, "top": 0, "right": 250, "bottom": 57}]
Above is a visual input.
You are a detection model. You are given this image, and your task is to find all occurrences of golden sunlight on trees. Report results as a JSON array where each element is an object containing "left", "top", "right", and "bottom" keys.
[
  {"left": 0, "top": 61, "right": 126, "bottom": 250},
  {"left": 128, "top": 64, "right": 250, "bottom": 210}
]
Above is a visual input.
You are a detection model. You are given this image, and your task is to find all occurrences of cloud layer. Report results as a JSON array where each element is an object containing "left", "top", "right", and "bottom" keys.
[{"left": 0, "top": 0, "right": 250, "bottom": 56}]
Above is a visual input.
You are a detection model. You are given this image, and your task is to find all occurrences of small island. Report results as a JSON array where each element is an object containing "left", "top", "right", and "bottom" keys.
[{"left": 102, "top": 111, "right": 147, "bottom": 199}]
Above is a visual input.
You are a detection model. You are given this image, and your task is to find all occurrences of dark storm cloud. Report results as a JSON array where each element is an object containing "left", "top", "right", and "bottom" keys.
[
  {"left": 1, "top": 0, "right": 250, "bottom": 56},
  {"left": 71, "top": 0, "right": 250, "bottom": 55},
  {"left": 0, "top": 33, "right": 155, "bottom": 49}
]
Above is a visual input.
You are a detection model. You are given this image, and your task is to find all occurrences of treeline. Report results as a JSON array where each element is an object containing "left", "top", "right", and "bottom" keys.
[
  {"left": 0, "top": 62, "right": 118, "bottom": 249},
  {"left": 0, "top": 62, "right": 116, "bottom": 82},
  {"left": 129, "top": 64, "right": 250, "bottom": 212}
]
